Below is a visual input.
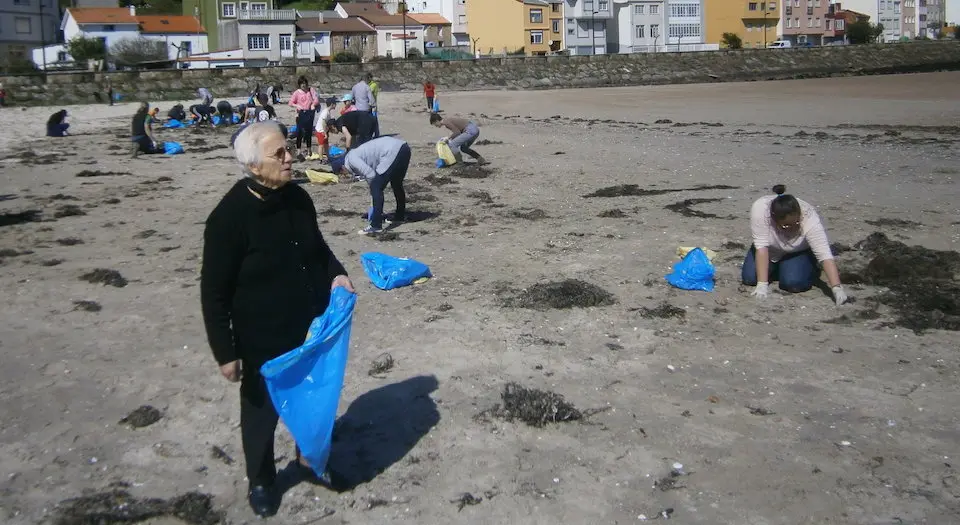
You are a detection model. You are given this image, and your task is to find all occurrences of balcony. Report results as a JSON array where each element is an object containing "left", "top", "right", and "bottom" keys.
[
  {"left": 238, "top": 9, "right": 297, "bottom": 21},
  {"left": 743, "top": 5, "right": 779, "bottom": 19}
]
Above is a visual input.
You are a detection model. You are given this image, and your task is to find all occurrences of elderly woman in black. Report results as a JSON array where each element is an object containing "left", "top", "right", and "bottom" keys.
[{"left": 200, "top": 121, "right": 354, "bottom": 518}]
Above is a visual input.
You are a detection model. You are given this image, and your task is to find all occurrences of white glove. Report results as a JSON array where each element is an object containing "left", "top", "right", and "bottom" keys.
[
  {"left": 832, "top": 285, "right": 848, "bottom": 306},
  {"left": 751, "top": 281, "right": 769, "bottom": 300},
  {"left": 440, "top": 137, "right": 448, "bottom": 143}
]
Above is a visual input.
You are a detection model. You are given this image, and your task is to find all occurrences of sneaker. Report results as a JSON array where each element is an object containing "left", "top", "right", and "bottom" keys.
[
  {"left": 384, "top": 216, "right": 405, "bottom": 226},
  {"left": 358, "top": 226, "right": 383, "bottom": 235}
]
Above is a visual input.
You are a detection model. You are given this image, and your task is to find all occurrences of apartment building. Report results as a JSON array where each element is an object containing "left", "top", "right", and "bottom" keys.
[
  {"left": 611, "top": 1, "right": 665, "bottom": 53},
  {"left": 823, "top": 2, "right": 870, "bottom": 44},
  {"left": 1, "top": 0, "right": 61, "bottom": 66},
  {"left": 919, "top": 0, "right": 946, "bottom": 38},
  {"left": 467, "top": 0, "right": 562, "bottom": 56},
  {"left": 779, "top": 0, "right": 829, "bottom": 46},
  {"left": 336, "top": 2, "right": 425, "bottom": 58},
  {"left": 666, "top": 0, "right": 707, "bottom": 48},
  {"left": 563, "top": 0, "right": 613, "bottom": 55},
  {"left": 878, "top": 0, "right": 916, "bottom": 41},
  {"left": 403, "top": 0, "right": 470, "bottom": 47}
]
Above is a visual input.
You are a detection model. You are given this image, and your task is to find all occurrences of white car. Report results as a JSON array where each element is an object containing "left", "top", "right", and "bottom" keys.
[{"left": 768, "top": 40, "right": 792, "bottom": 48}]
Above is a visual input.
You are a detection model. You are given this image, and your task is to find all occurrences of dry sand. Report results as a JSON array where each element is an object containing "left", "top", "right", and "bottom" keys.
[{"left": 1, "top": 72, "right": 959, "bottom": 525}]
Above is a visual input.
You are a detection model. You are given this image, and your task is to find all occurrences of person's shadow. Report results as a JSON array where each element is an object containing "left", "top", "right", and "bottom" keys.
[{"left": 275, "top": 375, "right": 440, "bottom": 494}]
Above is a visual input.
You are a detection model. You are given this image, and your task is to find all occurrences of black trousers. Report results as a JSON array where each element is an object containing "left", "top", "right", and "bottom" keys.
[
  {"left": 426, "top": 96, "right": 434, "bottom": 110},
  {"left": 368, "top": 143, "right": 410, "bottom": 229},
  {"left": 296, "top": 110, "right": 315, "bottom": 149},
  {"left": 240, "top": 370, "right": 280, "bottom": 487}
]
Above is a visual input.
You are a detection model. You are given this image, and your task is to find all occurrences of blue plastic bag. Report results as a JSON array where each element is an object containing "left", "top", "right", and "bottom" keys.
[
  {"left": 361, "top": 252, "right": 432, "bottom": 290},
  {"left": 163, "top": 141, "right": 184, "bottom": 155},
  {"left": 163, "top": 119, "right": 185, "bottom": 129},
  {"left": 289, "top": 124, "right": 298, "bottom": 135},
  {"left": 260, "top": 287, "right": 356, "bottom": 477},
  {"left": 232, "top": 113, "right": 240, "bottom": 124},
  {"left": 212, "top": 115, "right": 222, "bottom": 125},
  {"left": 665, "top": 247, "right": 715, "bottom": 292},
  {"left": 329, "top": 145, "right": 345, "bottom": 157},
  {"left": 435, "top": 159, "right": 446, "bottom": 168},
  {"left": 432, "top": 98, "right": 440, "bottom": 113}
]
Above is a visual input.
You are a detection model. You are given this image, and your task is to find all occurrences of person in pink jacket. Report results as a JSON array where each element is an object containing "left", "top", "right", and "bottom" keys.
[{"left": 288, "top": 76, "right": 319, "bottom": 158}]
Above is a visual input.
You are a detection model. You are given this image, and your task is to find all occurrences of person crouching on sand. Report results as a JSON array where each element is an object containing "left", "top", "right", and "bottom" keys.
[
  {"left": 743, "top": 184, "right": 848, "bottom": 305},
  {"left": 330, "top": 136, "right": 410, "bottom": 235},
  {"left": 130, "top": 102, "right": 162, "bottom": 157},
  {"left": 201, "top": 121, "right": 354, "bottom": 518},
  {"left": 431, "top": 113, "right": 486, "bottom": 165},
  {"left": 46, "top": 110, "right": 70, "bottom": 137}
]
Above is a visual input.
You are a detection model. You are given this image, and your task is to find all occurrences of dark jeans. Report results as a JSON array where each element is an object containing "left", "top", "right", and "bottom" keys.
[
  {"left": 369, "top": 109, "right": 380, "bottom": 138},
  {"left": 296, "top": 110, "right": 315, "bottom": 149},
  {"left": 240, "top": 370, "right": 279, "bottom": 487},
  {"left": 132, "top": 135, "right": 162, "bottom": 154},
  {"left": 426, "top": 96, "right": 434, "bottom": 110},
  {"left": 369, "top": 144, "right": 410, "bottom": 229},
  {"left": 46, "top": 123, "right": 69, "bottom": 137},
  {"left": 741, "top": 245, "right": 818, "bottom": 292}
]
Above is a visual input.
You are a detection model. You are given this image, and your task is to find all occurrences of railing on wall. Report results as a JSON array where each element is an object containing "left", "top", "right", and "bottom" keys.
[
  {"left": 237, "top": 9, "right": 297, "bottom": 21},
  {"left": 630, "top": 43, "right": 721, "bottom": 53}
]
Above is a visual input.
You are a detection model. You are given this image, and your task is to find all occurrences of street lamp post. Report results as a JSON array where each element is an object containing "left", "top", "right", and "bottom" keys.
[
  {"left": 591, "top": 11, "right": 599, "bottom": 55},
  {"left": 400, "top": 1, "right": 408, "bottom": 58},
  {"left": 764, "top": 9, "right": 769, "bottom": 47}
]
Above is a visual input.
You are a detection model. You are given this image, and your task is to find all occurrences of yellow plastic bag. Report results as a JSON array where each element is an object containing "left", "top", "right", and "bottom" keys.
[
  {"left": 677, "top": 246, "right": 718, "bottom": 261},
  {"left": 437, "top": 140, "right": 457, "bottom": 167},
  {"left": 305, "top": 169, "right": 338, "bottom": 184}
]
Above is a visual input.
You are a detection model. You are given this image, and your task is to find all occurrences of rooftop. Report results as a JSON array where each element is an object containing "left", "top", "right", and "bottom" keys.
[
  {"left": 67, "top": 8, "right": 139, "bottom": 25},
  {"left": 338, "top": 3, "right": 424, "bottom": 27},
  {"left": 297, "top": 16, "right": 377, "bottom": 33},
  {"left": 408, "top": 13, "right": 451, "bottom": 25},
  {"left": 137, "top": 15, "right": 206, "bottom": 34}
]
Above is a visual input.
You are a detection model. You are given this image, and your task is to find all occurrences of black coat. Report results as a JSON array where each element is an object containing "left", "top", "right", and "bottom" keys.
[{"left": 200, "top": 180, "right": 347, "bottom": 372}]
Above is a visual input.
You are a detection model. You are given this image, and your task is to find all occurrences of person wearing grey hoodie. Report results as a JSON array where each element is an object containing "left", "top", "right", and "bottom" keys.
[{"left": 331, "top": 136, "right": 410, "bottom": 235}]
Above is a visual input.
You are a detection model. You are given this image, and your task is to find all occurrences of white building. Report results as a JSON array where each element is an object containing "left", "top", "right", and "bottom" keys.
[
  {"left": 564, "top": 0, "right": 614, "bottom": 55},
  {"left": 336, "top": 2, "right": 425, "bottom": 58},
  {"left": 33, "top": 6, "right": 208, "bottom": 69},
  {"left": 403, "top": 0, "right": 470, "bottom": 47},
  {"left": 666, "top": 0, "right": 707, "bottom": 49},
  {"left": 611, "top": 0, "right": 665, "bottom": 52}
]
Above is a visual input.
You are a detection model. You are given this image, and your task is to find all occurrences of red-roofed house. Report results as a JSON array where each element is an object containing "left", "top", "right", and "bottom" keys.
[
  {"left": 408, "top": 13, "right": 452, "bottom": 48},
  {"left": 33, "top": 6, "right": 208, "bottom": 69},
  {"left": 334, "top": 2, "right": 425, "bottom": 58},
  {"left": 296, "top": 12, "right": 378, "bottom": 62}
]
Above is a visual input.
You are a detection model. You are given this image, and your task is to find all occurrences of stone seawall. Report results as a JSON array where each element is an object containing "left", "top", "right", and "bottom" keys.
[{"left": 2, "top": 42, "right": 959, "bottom": 106}]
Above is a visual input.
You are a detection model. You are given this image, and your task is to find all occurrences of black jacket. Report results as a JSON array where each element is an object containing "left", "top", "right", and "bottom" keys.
[{"left": 200, "top": 180, "right": 347, "bottom": 370}]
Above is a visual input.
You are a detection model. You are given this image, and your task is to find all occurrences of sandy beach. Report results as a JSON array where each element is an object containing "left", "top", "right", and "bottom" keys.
[{"left": 1, "top": 72, "right": 959, "bottom": 524}]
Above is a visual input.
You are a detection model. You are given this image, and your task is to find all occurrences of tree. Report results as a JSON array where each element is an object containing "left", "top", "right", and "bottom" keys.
[
  {"left": 721, "top": 32, "right": 743, "bottom": 49},
  {"left": 66, "top": 35, "right": 107, "bottom": 63},
  {"left": 406, "top": 47, "right": 423, "bottom": 59},
  {"left": 110, "top": 37, "right": 168, "bottom": 67},
  {"left": 847, "top": 20, "right": 883, "bottom": 44}
]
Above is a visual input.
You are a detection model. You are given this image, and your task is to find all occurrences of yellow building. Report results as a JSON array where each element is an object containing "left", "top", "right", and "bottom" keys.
[
  {"left": 706, "top": 0, "right": 780, "bottom": 49},
  {"left": 466, "top": 0, "right": 563, "bottom": 56}
]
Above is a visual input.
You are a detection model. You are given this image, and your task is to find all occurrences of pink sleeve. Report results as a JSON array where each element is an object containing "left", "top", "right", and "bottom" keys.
[
  {"left": 802, "top": 208, "right": 834, "bottom": 262},
  {"left": 750, "top": 198, "right": 771, "bottom": 250},
  {"left": 288, "top": 91, "right": 299, "bottom": 107},
  {"left": 311, "top": 89, "right": 319, "bottom": 106}
]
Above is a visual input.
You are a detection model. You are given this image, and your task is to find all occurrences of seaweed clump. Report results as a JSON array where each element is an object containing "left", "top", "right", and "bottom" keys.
[
  {"left": 489, "top": 383, "right": 582, "bottom": 427},
  {"left": 52, "top": 490, "right": 222, "bottom": 525},
  {"left": 503, "top": 279, "right": 616, "bottom": 310}
]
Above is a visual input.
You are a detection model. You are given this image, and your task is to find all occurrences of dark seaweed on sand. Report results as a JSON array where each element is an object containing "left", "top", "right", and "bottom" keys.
[
  {"left": 80, "top": 269, "right": 128, "bottom": 288},
  {"left": 0, "top": 210, "right": 42, "bottom": 227},
  {"left": 54, "top": 204, "right": 87, "bottom": 218},
  {"left": 497, "top": 382, "right": 583, "bottom": 427},
  {"left": 598, "top": 208, "right": 628, "bottom": 218},
  {"left": 52, "top": 490, "right": 222, "bottom": 525},
  {"left": 73, "top": 300, "right": 102, "bottom": 312},
  {"left": 502, "top": 279, "right": 616, "bottom": 310},
  {"left": 582, "top": 184, "right": 738, "bottom": 198},
  {"left": 842, "top": 232, "right": 960, "bottom": 333},
  {"left": 120, "top": 405, "right": 162, "bottom": 428},
  {"left": 75, "top": 170, "right": 130, "bottom": 178},
  {"left": 636, "top": 302, "right": 686, "bottom": 319},
  {"left": 449, "top": 164, "right": 492, "bottom": 179}
]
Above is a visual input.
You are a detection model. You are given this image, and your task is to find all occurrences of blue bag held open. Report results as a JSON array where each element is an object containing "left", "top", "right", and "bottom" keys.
[
  {"left": 163, "top": 119, "right": 185, "bottom": 129},
  {"left": 260, "top": 287, "right": 357, "bottom": 477},
  {"left": 361, "top": 252, "right": 432, "bottom": 290},
  {"left": 665, "top": 247, "right": 715, "bottom": 292},
  {"left": 163, "top": 141, "right": 184, "bottom": 155}
]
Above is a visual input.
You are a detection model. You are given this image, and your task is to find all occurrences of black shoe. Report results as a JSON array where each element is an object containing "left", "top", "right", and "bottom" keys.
[
  {"left": 247, "top": 484, "right": 278, "bottom": 517},
  {"left": 295, "top": 462, "right": 349, "bottom": 492}
]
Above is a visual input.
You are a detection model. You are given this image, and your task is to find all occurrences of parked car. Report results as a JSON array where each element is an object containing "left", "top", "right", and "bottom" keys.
[{"left": 768, "top": 40, "right": 792, "bottom": 48}]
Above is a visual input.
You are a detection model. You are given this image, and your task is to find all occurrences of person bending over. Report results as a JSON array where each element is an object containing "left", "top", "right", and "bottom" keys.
[
  {"left": 330, "top": 136, "right": 410, "bottom": 236},
  {"left": 216, "top": 100, "right": 235, "bottom": 126},
  {"left": 197, "top": 87, "right": 214, "bottom": 106},
  {"left": 190, "top": 103, "right": 215, "bottom": 126},
  {"left": 743, "top": 184, "right": 848, "bottom": 305},
  {"left": 46, "top": 110, "right": 70, "bottom": 137},
  {"left": 327, "top": 109, "right": 376, "bottom": 150},
  {"left": 431, "top": 113, "right": 486, "bottom": 165}
]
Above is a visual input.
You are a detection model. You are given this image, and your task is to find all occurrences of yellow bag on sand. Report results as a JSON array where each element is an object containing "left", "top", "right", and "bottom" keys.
[
  {"left": 678, "top": 246, "right": 718, "bottom": 261},
  {"left": 437, "top": 140, "right": 457, "bottom": 166},
  {"left": 305, "top": 169, "right": 338, "bottom": 184}
]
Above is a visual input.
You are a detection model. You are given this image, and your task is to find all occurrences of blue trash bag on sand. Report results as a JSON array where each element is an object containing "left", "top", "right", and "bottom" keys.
[
  {"left": 260, "top": 287, "right": 357, "bottom": 477},
  {"left": 289, "top": 124, "right": 298, "bottom": 135},
  {"left": 232, "top": 113, "right": 240, "bottom": 124},
  {"left": 163, "top": 141, "right": 184, "bottom": 155},
  {"left": 361, "top": 252, "right": 432, "bottom": 290},
  {"left": 665, "top": 247, "right": 715, "bottom": 292},
  {"left": 212, "top": 115, "right": 222, "bottom": 125},
  {"left": 163, "top": 119, "right": 185, "bottom": 129}
]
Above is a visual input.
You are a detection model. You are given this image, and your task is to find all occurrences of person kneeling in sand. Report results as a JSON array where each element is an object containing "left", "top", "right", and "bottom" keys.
[
  {"left": 46, "top": 110, "right": 70, "bottom": 137},
  {"left": 330, "top": 136, "right": 410, "bottom": 235},
  {"left": 743, "top": 184, "right": 848, "bottom": 305},
  {"left": 130, "top": 102, "right": 163, "bottom": 157},
  {"left": 430, "top": 113, "right": 486, "bottom": 165},
  {"left": 190, "top": 103, "right": 215, "bottom": 126}
]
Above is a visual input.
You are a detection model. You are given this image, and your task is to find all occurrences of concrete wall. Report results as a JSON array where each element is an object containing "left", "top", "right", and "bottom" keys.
[{"left": 1, "top": 41, "right": 958, "bottom": 106}]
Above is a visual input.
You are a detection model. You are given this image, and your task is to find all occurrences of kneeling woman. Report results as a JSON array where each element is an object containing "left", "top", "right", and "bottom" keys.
[
  {"left": 130, "top": 102, "right": 162, "bottom": 157},
  {"left": 46, "top": 110, "right": 70, "bottom": 137},
  {"left": 743, "top": 185, "right": 848, "bottom": 305}
]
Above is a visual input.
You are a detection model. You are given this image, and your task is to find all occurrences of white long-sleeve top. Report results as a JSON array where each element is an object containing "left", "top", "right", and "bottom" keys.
[{"left": 750, "top": 195, "right": 834, "bottom": 263}]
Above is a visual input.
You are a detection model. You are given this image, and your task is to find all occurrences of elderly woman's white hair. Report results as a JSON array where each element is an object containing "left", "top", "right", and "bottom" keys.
[{"left": 233, "top": 121, "right": 287, "bottom": 177}]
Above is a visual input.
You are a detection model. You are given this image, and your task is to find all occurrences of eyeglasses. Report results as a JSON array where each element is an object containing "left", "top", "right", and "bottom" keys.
[{"left": 269, "top": 146, "right": 294, "bottom": 161}]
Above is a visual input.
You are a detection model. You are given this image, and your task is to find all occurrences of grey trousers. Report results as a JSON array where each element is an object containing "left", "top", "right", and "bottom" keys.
[{"left": 448, "top": 122, "right": 480, "bottom": 159}]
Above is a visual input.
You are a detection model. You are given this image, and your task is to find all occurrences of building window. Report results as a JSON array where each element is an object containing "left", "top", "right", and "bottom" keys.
[
  {"left": 794, "top": 0, "right": 799, "bottom": 6},
  {"left": 530, "top": 30, "right": 544, "bottom": 44},
  {"left": 836, "top": 19, "right": 844, "bottom": 29},
  {"left": 636, "top": 25, "right": 645, "bottom": 38},
  {"left": 894, "top": 1, "right": 901, "bottom": 13},
  {"left": 57, "top": 51, "right": 67, "bottom": 61},
  {"left": 386, "top": 31, "right": 393, "bottom": 40},
  {"left": 584, "top": 0, "right": 594, "bottom": 12},
  {"left": 343, "top": 36, "right": 352, "bottom": 48},
  {"left": 239, "top": 1, "right": 248, "bottom": 9},
  {"left": 749, "top": 2, "right": 758, "bottom": 10},
  {"left": 825, "top": 19, "right": 832, "bottom": 29},
  {"left": 103, "top": 24, "right": 115, "bottom": 31},
  {"left": 770, "top": 2, "right": 777, "bottom": 10},
  {"left": 181, "top": 40, "right": 192, "bottom": 55},
  {"left": 746, "top": 23, "right": 753, "bottom": 31},
  {"left": 635, "top": 4, "right": 644, "bottom": 14},
  {"left": 795, "top": 17, "right": 799, "bottom": 26},
  {"left": 247, "top": 33, "right": 269, "bottom": 50},
  {"left": 668, "top": 23, "right": 700, "bottom": 38},
  {"left": 814, "top": 0, "right": 820, "bottom": 5},
  {"left": 280, "top": 34, "right": 291, "bottom": 51},
  {"left": 650, "top": 24, "right": 660, "bottom": 37},
  {"left": 458, "top": 14, "right": 466, "bottom": 24},
  {"left": 650, "top": 5, "right": 659, "bottom": 14},
  {"left": 530, "top": 8, "right": 543, "bottom": 23},
  {"left": 785, "top": 18, "right": 791, "bottom": 27},
  {"left": 362, "top": 35, "right": 369, "bottom": 45},
  {"left": 250, "top": 2, "right": 267, "bottom": 12},
  {"left": 598, "top": 0, "right": 609, "bottom": 11},
  {"left": 577, "top": 21, "right": 589, "bottom": 37},
  {"left": 815, "top": 17, "right": 821, "bottom": 26},
  {"left": 222, "top": 2, "right": 236, "bottom": 17},
  {"left": 15, "top": 17, "right": 31, "bottom": 34},
  {"left": 669, "top": 4, "right": 700, "bottom": 17},
  {"left": 552, "top": 19, "right": 560, "bottom": 33},
  {"left": 551, "top": 3, "right": 560, "bottom": 12}
]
